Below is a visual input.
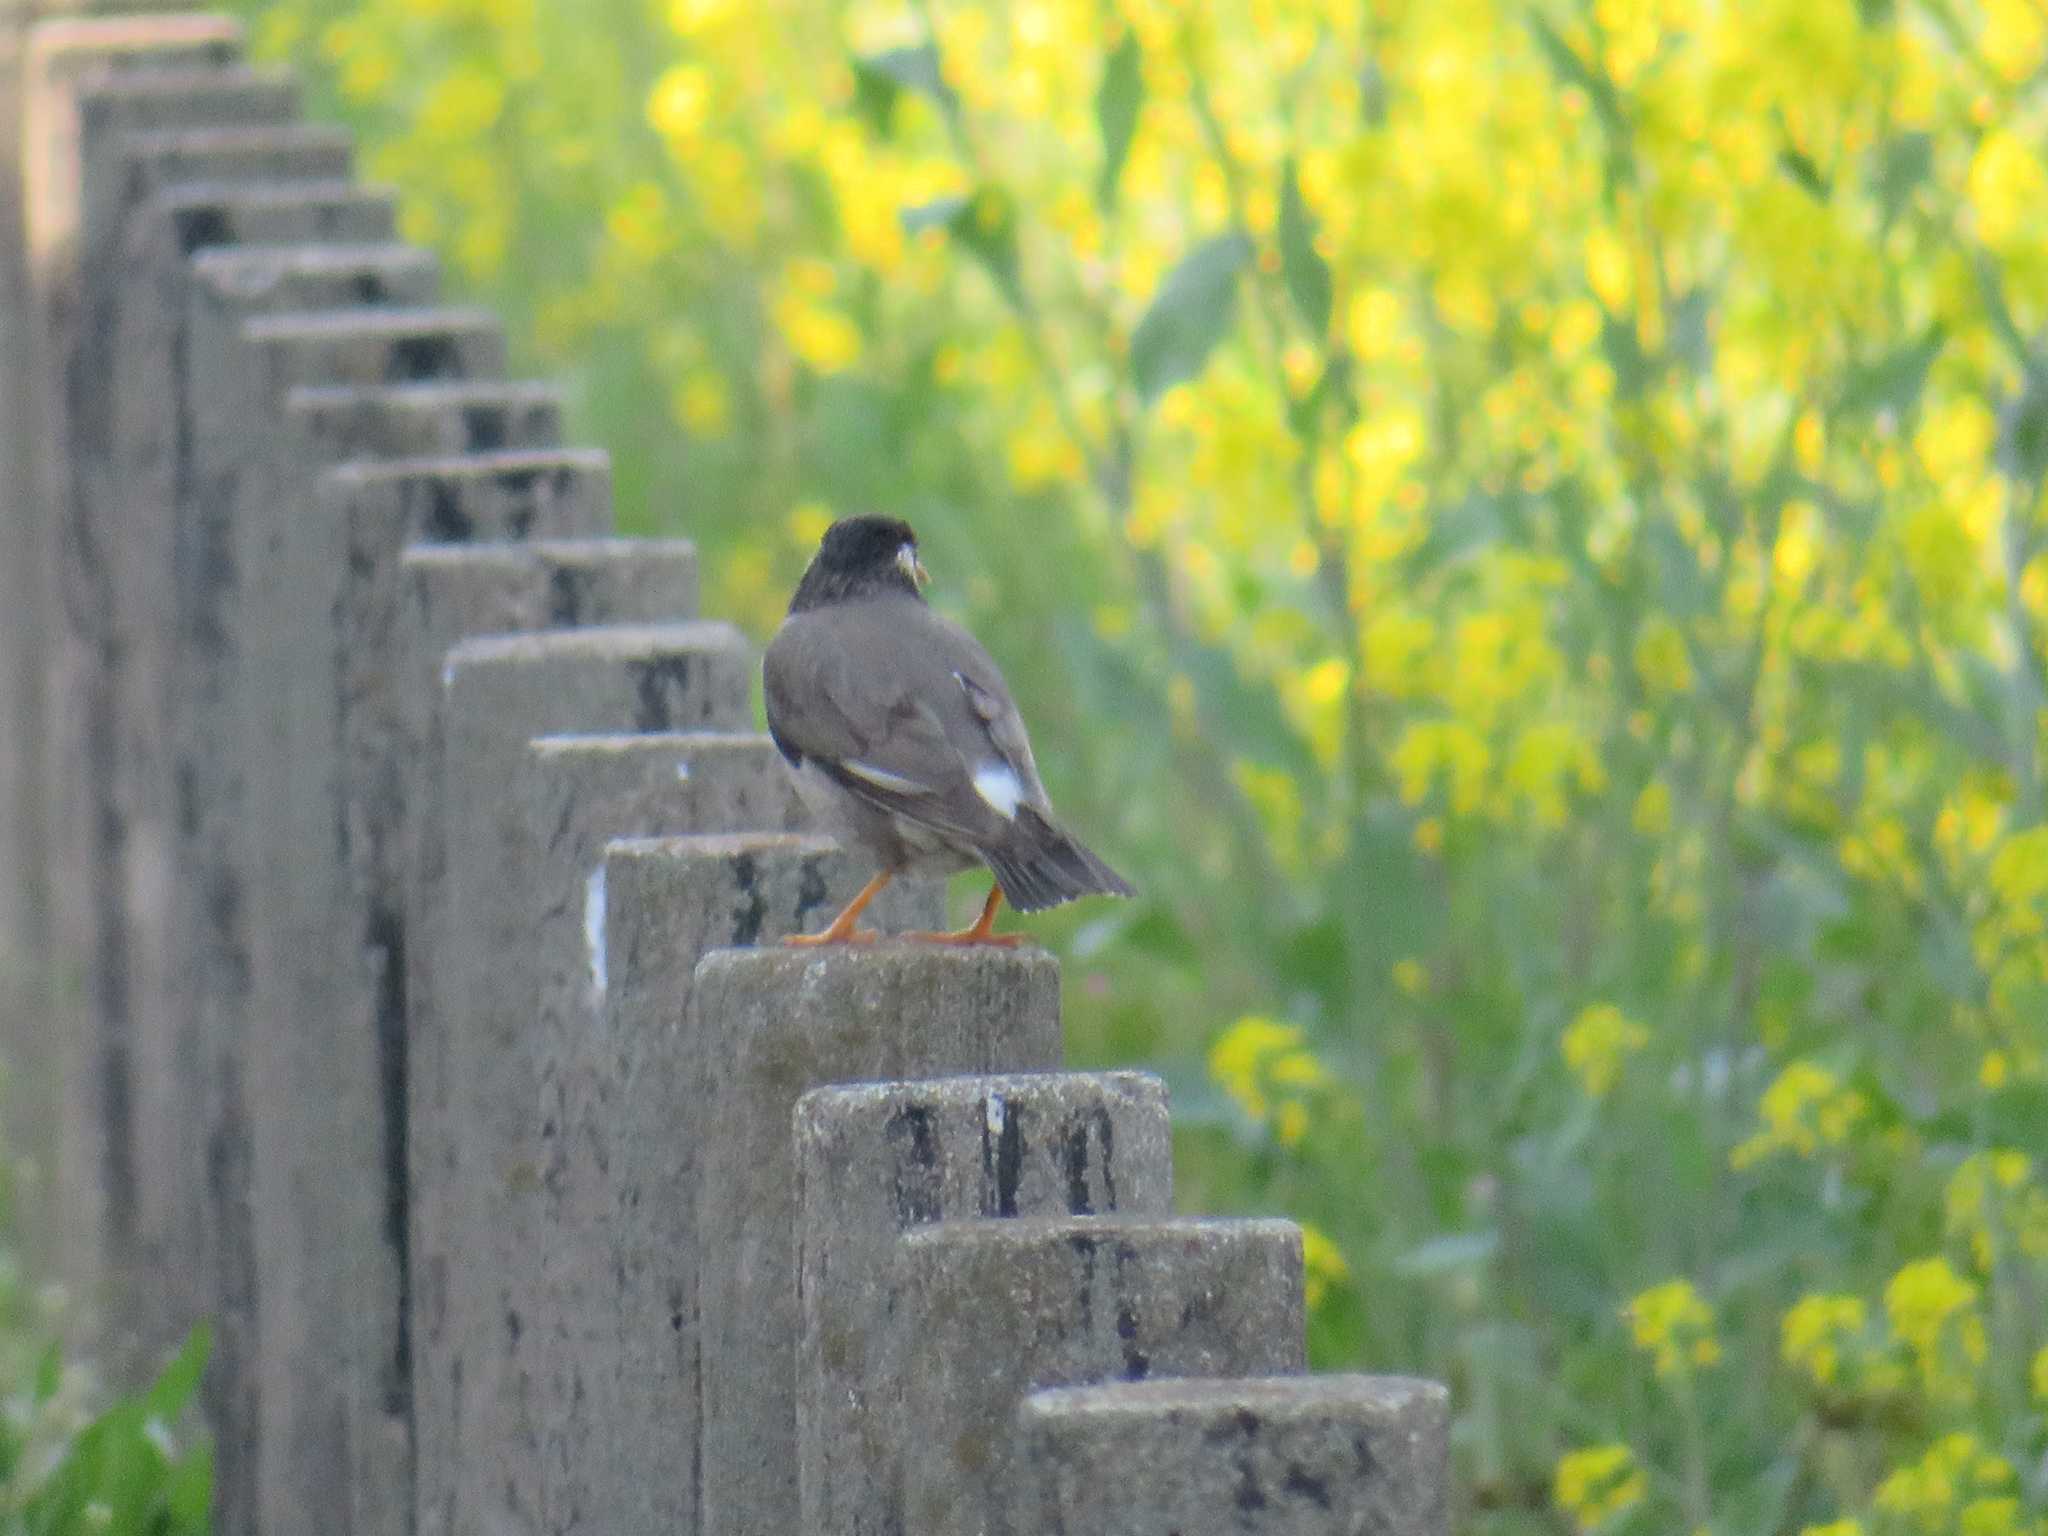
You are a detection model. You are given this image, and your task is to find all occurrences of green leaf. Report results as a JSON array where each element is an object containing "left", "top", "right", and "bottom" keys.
[
  {"left": 900, "top": 188, "right": 1022, "bottom": 303},
  {"left": 1277, "top": 160, "right": 1332, "bottom": 336},
  {"left": 1999, "top": 367, "right": 2048, "bottom": 484},
  {"left": 143, "top": 1321, "right": 213, "bottom": 1420},
  {"left": 850, "top": 45, "right": 954, "bottom": 134},
  {"left": 1095, "top": 29, "right": 1143, "bottom": 207},
  {"left": 1393, "top": 1230, "right": 1500, "bottom": 1277},
  {"left": 1130, "top": 233, "right": 1253, "bottom": 403}
]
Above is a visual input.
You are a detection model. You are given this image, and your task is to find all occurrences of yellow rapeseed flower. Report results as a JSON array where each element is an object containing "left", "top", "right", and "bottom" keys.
[
  {"left": 1553, "top": 1443, "right": 1646, "bottom": 1533},
  {"left": 1780, "top": 1292, "right": 1865, "bottom": 1388},
  {"left": 1560, "top": 1003, "right": 1650, "bottom": 1099},
  {"left": 1884, "top": 1256, "right": 1987, "bottom": 1398},
  {"left": 1207, "top": 1017, "right": 1326, "bottom": 1146},
  {"left": 1626, "top": 1277, "right": 1721, "bottom": 1377},
  {"left": 1875, "top": 1433, "right": 2015, "bottom": 1529},
  {"left": 1299, "top": 1222, "right": 1351, "bottom": 1309},
  {"left": 1730, "top": 1059, "right": 1866, "bottom": 1167}
]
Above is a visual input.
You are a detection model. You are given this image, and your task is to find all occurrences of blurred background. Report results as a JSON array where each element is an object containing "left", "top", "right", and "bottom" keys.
[{"left": 19, "top": 0, "right": 2048, "bottom": 1531}]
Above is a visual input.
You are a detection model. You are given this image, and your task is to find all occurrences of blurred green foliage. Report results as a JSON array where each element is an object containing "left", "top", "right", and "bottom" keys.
[
  {"left": 0, "top": 1096, "right": 211, "bottom": 1535},
  {"left": 227, "top": 0, "right": 2048, "bottom": 1530}
]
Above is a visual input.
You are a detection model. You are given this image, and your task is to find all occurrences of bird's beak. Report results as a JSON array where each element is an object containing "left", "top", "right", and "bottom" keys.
[{"left": 898, "top": 544, "right": 930, "bottom": 589}]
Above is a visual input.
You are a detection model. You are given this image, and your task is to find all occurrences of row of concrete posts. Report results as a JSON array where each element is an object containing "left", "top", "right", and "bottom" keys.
[{"left": 0, "top": 7, "right": 1451, "bottom": 1534}]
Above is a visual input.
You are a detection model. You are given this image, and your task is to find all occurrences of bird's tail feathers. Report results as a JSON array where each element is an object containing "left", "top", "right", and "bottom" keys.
[{"left": 983, "top": 807, "right": 1135, "bottom": 914}]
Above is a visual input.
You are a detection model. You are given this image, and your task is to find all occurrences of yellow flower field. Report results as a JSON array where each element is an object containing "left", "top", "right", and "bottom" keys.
[{"left": 236, "top": 0, "right": 2048, "bottom": 1528}]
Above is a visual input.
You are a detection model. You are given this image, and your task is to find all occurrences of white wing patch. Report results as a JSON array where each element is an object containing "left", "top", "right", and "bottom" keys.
[
  {"left": 842, "top": 759, "right": 931, "bottom": 796},
  {"left": 972, "top": 761, "right": 1023, "bottom": 820}
]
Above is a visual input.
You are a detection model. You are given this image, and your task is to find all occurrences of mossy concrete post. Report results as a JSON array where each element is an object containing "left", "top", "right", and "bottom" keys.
[
  {"left": 688, "top": 948, "right": 1066, "bottom": 1536},
  {"left": 794, "top": 1071, "right": 1176, "bottom": 1536},
  {"left": 1017, "top": 1375, "right": 1451, "bottom": 1536},
  {"left": 883, "top": 1216, "right": 1308, "bottom": 1536}
]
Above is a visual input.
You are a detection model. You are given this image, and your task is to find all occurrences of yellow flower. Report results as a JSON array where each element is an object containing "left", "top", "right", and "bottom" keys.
[
  {"left": 1943, "top": 1149, "right": 2048, "bottom": 1270},
  {"left": 1561, "top": 1004, "right": 1650, "bottom": 1099},
  {"left": 1299, "top": 1222, "right": 1351, "bottom": 1309},
  {"left": 1875, "top": 1434, "right": 2015, "bottom": 1529},
  {"left": 1553, "top": 1443, "right": 1645, "bottom": 1533},
  {"left": 1884, "top": 1256, "right": 1987, "bottom": 1398},
  {"left": 1207, "top": 1017, "right": 1326, "bottom": 1146},
  {"left": 1730, "top": 1059, "right": 1866, "bottom": 1167},
  {"left": 1626, "top": 1277, "right": 1720, "bottom": 1378},
  {"left": 1780, "top": 1292, "right": 1865, "bottom": 1388}
]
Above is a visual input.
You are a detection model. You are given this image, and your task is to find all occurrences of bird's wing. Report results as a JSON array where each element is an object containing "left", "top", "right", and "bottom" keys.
[{"left": 763, "top": 601, "right": 1020, "bottom": 845}]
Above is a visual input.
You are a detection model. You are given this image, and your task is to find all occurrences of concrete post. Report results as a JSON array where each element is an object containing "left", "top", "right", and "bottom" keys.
[
  {"left": 795, "top": 1071, "right": 1176, "bottom": 1536},
  {"left": 536, "top": 845, "right": 942, "bottom": 1536},
  {"left": 688, "top": 949, "right": 1066, "bottom": 1536},
  {"left": 117, "top": 238, "right": 440, "bottom": 1374},
  {"left": 65, "top": 202, "right": 399, "bottom": 1363},
  {"left": 178, "top": 289, "right": 505, "bottom": 1536},
  {"left": 420, "top": 628, "right": 757, "bottom": 1536},
  {"left": 7, "top": 15, "right": 270, "bottom": 1317},
  {"left": 244, "top": 450, "right": 615, "bottom": 1536},
  {"left": 394, "top": 544, "right": 702, "bottom": 1536},
  {"left": 884, "top": 1216, "right": 1308, "bottom": 1536},
  {"left": 1017, "top": 1375, "right": 1451, "bottom": 1536},
  {"left": 496, "top": 736, "right": 810, "bottom": 1536}
]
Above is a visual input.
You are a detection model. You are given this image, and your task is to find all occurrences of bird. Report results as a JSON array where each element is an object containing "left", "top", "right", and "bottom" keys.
[{"left": 763, "top": 514, "right": 1134, "bottom": 946}]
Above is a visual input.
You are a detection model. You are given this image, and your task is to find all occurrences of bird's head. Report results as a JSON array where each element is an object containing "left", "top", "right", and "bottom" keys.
[{"left": 789, "top": 515, "right": 929, "bottom": 613}]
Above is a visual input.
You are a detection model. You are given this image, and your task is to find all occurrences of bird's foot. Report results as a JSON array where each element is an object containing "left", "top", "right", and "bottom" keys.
[
  {"left": 903, "top": 927, "right": 1025, "bottom": 948},
  {"left": 782, "top": 927, "right": 881, "bottom": 948}
]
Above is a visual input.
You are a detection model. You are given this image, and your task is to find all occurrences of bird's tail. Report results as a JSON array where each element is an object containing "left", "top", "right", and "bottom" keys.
[{"left": 982, "top": 807, "right": 1136, "bottom": 914}]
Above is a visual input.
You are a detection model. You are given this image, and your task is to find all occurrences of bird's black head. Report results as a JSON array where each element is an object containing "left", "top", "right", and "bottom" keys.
[{"left": 788, "top": 515, "right": 928, "bottom": 613}]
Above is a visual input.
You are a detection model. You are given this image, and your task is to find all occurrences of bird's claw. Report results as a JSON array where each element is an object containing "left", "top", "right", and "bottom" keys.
[
  {"left": 902, "top": 928, "right": 1025, "bottom": 948},
  {"left": 781, "top": 927, "right": 881, "bottom": 947}
]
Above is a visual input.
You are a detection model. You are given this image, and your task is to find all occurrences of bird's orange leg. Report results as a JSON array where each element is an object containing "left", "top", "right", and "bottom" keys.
[
  {"left": 784, "top": 869, "right": 892, "bottom": 946},
  {"left": 906, "top": 884, "right": 1023, "bottom": 948}
]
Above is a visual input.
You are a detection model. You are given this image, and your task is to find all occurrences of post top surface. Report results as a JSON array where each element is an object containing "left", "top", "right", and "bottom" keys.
[
  {"left": 898, "top": 1212, "right": 1301, "bottom": 1255},
  {"left": 693, "top": 938, "right": 1065, "bottom": 983},
  {"left": 321, "top": 446, "right": 609, "bottom": 485},
  {"left": 444, "top": 619, "right": 746, "bottom": 669},
  {"left": 1020, "top": 1373, "right": 1449, "bottom": 1424},
  {"left": 529, "top": 729, "right": 768, "bottom": 759},
  {"left": 796, "top": 1067, "right": 1165, "bottom": 1120}
]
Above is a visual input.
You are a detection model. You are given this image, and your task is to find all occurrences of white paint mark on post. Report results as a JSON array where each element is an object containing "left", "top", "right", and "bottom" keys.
[
  {"left": 585, "top": 864, "right": 608, "bottom": 999},
  {"left": 985, "top": 1090, "right": 1006, "bottom": 1142},
  {"left": 676, "top": 760, "right": 692, "bottom": 782}
]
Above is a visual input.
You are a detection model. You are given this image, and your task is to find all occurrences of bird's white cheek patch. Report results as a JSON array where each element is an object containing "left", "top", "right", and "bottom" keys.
[{"left": 973, "top": 762, "right": 1022, "bottom": 820}]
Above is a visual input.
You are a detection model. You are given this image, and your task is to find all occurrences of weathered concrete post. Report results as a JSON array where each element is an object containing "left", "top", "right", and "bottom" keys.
[
  {"left": 689, "top": 948, "right": 1068, "bottom": 1536},
  {"left": 883, "top": 1216, "right": 1308, "bottom": 1536},
  {"left": 178, "top": 285, "right": 506, "bottom": 1536},
  {"left": 247, "top": 450, "right": 617, "bottom": 1536},
  {"left": 395, "top": 540, "right": 705, "bottom": 1536},
  {"left": 545, "top": 845, "right": 945, "bottom": 1536},
  {"left": 13, "top": 11, "right": 268, "bottom": 1321},
  {"left": 422, "top": 628, "right": 764, "bottom": 1536},
  {"left": 1017, "top": 1375, "right": 1452, "bottom": 1536},
  {"left": 115, "top": 228, "right": 434, "bottom": 1375},
  {"left": 794, "top": 1071, "right": 1176, "bottom": 1536}
]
